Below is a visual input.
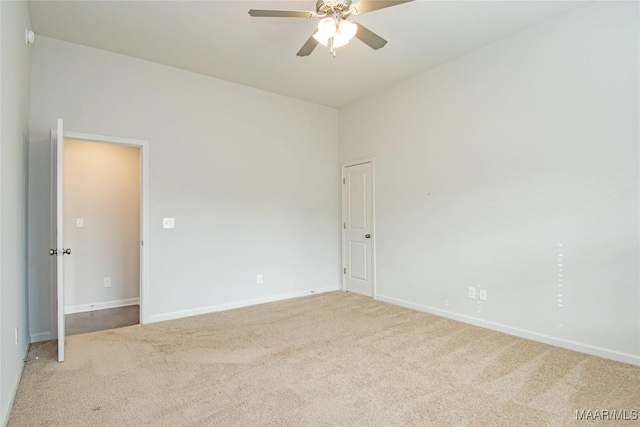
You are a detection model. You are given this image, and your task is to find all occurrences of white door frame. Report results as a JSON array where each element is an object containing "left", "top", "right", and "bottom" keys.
[
  {"left": 63, "top": 131, "right": 150, "bottom": 324},
  {"left": 341, "top": 157, "right": 376, "bottom": 298}
]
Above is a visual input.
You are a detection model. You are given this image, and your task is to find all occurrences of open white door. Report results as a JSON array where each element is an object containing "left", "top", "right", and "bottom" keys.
[{"left": 52, "top": 118, "right": 66, "bottom": 362}]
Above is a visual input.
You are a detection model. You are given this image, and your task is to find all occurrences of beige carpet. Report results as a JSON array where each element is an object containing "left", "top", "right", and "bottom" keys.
[{"left": 8, "top": 292, "right": 640, "bottom": 426}]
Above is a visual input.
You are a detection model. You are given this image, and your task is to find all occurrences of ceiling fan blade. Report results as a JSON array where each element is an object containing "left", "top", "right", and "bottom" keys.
[
  {"left": 248, "top": 9, "right": 315, "bottom": 18},
  {"left": 297, "top": 34, "right": 319, "bottom": 57},
  {"left": 355, "top": 23, "right": 388, "bottom": 50},
  {"left": 353, "top": 0, "right": 414, "bottom": 14}
]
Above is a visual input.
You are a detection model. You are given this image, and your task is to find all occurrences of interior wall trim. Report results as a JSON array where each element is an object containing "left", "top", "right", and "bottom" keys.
[
  {"left": 64, "top": 297, "right": 140, "bottom": 315},
  {"left": 148, "top": 286, "right": 339, "bottom": 323},
  {"left": 376, "top": 294, "right": 640, "bottom": 366}
]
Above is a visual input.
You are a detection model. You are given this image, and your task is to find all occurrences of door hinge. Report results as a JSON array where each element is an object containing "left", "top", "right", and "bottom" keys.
[
  {"left": 343, "top": 268, "right": 346, "bottom": 274},
  {"left": 343, "top": 178, "right": 345, "bottom": 184},
  {"left": 343, "top": 223, "right": 346, "bottom": 229}
]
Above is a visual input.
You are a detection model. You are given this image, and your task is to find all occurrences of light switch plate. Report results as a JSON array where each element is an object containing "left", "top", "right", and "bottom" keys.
[
  {"left": 163, "top": 218, "right": 175, "bottom": 229},
  {"left": 76, "top": 218, "right": 84, "bottom": 228}
]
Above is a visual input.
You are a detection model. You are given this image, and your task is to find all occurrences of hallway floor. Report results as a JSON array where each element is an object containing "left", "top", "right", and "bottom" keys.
[{"left": 66, "top": 305, "right": 139, "bottom": 336}]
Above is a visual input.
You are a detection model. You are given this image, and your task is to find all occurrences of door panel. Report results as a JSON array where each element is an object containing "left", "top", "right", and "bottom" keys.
[
  {"left": 343, "top": 162, "right": 374, "bottom": 297},
  {"left": 349, "top": 171, "right": 367, "bottom": 229},
  {"left": 349, "top": 242, "right": 368, "bottom": 281}
]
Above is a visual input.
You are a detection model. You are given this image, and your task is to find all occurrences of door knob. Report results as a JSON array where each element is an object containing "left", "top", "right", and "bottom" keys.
[
  {"left": 63, "top": 248, "right": 71, "bottom": 255},
  {"left": 49, "top": 249, "right": 57, "bottom": 256},
  {"left": 365, "top": 234, "right": 371, "bottom": 239}
]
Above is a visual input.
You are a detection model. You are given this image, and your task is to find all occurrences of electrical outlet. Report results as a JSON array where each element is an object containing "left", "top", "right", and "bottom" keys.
[
  {"left": 104, "top": 277, "right": 112, "bottom": 288},
  {"left": 162, "top": 218, "right": 175, "bottom": 229},
  {"left": 479, "top": 289, "right": 487, "bottom": 301},
  {"left": 257, "top": 274, "right": 263, "bottom": 284},
  {"left": 467, "top": 286, "right": 476, "bottom": 299},
  {"left": 15, "top": 327, "right": 18, "bottom": 345}
]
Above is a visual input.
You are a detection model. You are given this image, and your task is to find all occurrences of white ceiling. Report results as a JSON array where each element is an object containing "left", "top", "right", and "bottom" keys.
[{"left": 28, "top": 1, "right": 583, "bottom": 108}]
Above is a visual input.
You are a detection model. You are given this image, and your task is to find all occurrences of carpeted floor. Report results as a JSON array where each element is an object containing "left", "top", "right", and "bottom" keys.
[{"left": 8, "top": 292, "right": 640, "bottom": 426}]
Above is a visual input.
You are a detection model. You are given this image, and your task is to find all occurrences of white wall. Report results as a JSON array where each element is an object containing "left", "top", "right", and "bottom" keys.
[
  {"left": 26, "top": 141, "right": 51, "bottom": 343},
  {"left": 1, "top": 1, "right": 32, "bottom": 424},
  {"left": 64, "top": 139, "right": 140, "bottom": 313},
  {"left": 340, "top": 2, "right": 639, "bottom": 364},
  {"left": 28, "top": 36, "right": 339, "bottom": 337}
]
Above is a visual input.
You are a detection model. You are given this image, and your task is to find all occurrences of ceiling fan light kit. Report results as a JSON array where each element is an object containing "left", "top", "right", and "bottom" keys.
[
  {"left": 313, "top": 19, "right": 358, "bottom": 51},
  {"left": 317, "top": 17, "right": 337, "bottom": 38},
  {"left": 248, "top": 0, "right": 413, "bottom": 58}
]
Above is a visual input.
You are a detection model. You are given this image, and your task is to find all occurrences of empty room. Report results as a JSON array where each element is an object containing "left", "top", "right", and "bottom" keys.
[{"left": 1, "top": 0, "right": 638, "bottom": 426}]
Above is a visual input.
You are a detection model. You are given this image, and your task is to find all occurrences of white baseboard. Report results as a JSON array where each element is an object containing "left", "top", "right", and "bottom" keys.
[
  {"left": 29, "top": 331, "right": 52, "bottom": 343},
  {"left": 376, "top": 294, "right": 640, "bottom": 366},
  {"left": 148, "top": 286, "right": 339, "bottom": 324},
  {"left": 65, "top": 298, "right": 140, "bottom": 314},
  {"left": 1, "top": 344, "right": 29, "bottom": 427}
]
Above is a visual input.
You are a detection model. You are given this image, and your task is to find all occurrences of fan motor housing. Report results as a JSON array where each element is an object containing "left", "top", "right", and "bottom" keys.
[{"left": 317, "top": 0, "right": 352, "bottom": 14}]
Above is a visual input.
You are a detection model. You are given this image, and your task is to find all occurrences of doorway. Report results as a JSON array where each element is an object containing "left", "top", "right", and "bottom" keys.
[
  {"left": 341, "top": 158, "right": 376, "bottom": 297},
  {"left": 63, "top": 138, "right": 141, "bottom": 335}
]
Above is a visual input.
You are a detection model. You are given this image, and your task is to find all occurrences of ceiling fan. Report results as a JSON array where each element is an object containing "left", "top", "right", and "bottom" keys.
[{"left": 248, "top": 0, "right": 414, "bottom": 57}]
